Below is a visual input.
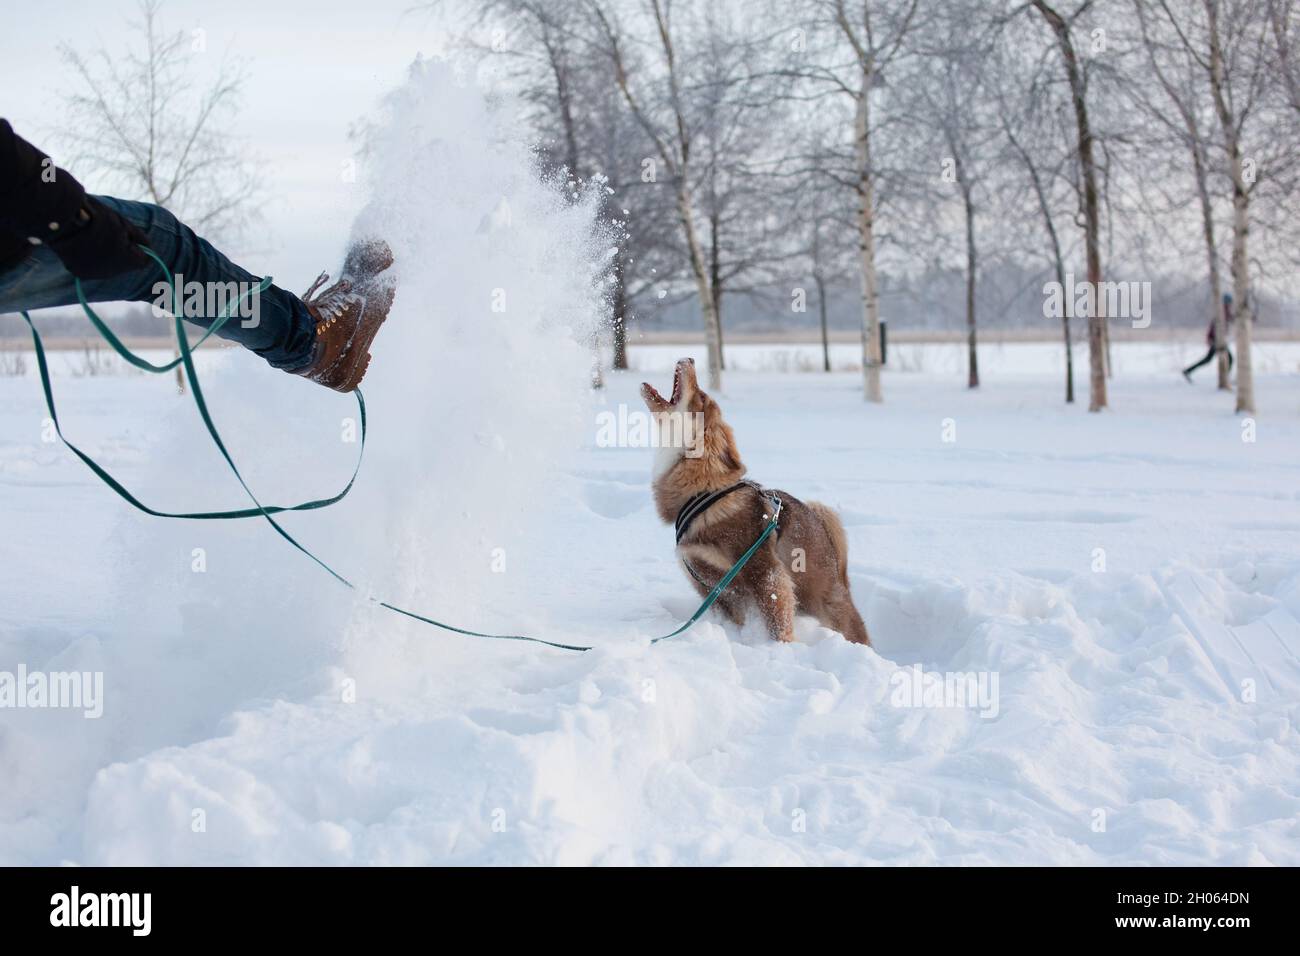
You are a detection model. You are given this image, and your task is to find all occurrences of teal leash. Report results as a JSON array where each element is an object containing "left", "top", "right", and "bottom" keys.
[
  {"left": 18, "top": 247, "right": 779, "bottom": 652},
  {"left": 649, "top": 493, "right": 781, "bottom": 644}
]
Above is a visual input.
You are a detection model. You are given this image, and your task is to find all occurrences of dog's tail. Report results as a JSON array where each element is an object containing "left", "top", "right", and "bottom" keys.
[{"left": 807, "top": 501, "right": 852, "bottom": 587}]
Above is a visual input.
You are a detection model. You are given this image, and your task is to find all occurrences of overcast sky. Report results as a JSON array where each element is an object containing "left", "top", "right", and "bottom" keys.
[{"left": 3, "top": 0, "right": 463, "bottom": 293}]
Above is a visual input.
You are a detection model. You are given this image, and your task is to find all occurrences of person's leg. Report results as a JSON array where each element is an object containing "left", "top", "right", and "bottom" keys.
[
  {"left": 1183, "top": 345, "right": 1215, "bottom": 377},
  {"left": 1226, "top": 347, "right": 1234, "bottom": 372},
  {"left": 0, "top": 196, "right": 316, "bottom": 371}
]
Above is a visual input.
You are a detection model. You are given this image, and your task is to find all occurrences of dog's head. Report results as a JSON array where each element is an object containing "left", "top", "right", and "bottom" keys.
[{"left": 641, "top": 357, "right": 744, "bottom": 481}]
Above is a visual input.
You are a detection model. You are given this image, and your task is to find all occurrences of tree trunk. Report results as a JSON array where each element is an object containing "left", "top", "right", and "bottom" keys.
[
  {"left": 815, "top": 272, "right": 831, "bottom": 372},
  {"left": 812, "top": 220, "right": 830, "bottom": 372},
  {"left": 713, "top": 281, "right": 725, "bottom": 372},
  {"left": 1191, "top": 146, "right": 1230, "bottom": 389},
  {"left": 1045, "top": 198, "right": 1073, "bottom": 404},
  {"left": 548, "top": 36, "right": 581, "bottom": 184},
  {"left": 611, "top": 247, "right": 628, "bottom": 371},
  {"left": 710, "top": 208, "right": 725, "bottom": 371},
  {"left": 1003, "top": 117, "right": 1072, "bottom": 402},
  {"left": 1034, "top": 0, "right": 1107, "bottom": 411},
  {"left": 1205, "top": 0, "right": 1255, "bottom": 413},
  {"left": 676, "top": 187, "right": 723, "bottom": 390},
  {"left": 1229, "top": 183, "right": 1254, "bottom": 413},
  {"left": 1102, "top": 315, "right": 1112, "bottom": 379},
  {"left": 962, "top": 183, "right": 979, "bottom": 389},
  {"left": 854, "top": 77, "right": 883, "bottom": 403},
  {"left": 1047, "top": 217, "right": 1073, "bottom": 403},
  {"left": 1059, "top": 261, "right": 1073, "bottom": 404}
]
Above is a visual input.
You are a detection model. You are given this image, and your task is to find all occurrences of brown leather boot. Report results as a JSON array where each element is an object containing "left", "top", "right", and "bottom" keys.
[{"left": 293, "top": 238, "right": 396, "bottom": 393}]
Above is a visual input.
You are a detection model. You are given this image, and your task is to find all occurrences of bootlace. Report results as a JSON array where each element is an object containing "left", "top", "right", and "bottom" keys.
[{"left": 302, "top": 271, "right": 355, "bottom": 332}]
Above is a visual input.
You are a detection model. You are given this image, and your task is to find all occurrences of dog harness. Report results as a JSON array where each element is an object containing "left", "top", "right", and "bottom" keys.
[
  {"left": 676, "top": 481, "right": 782, "bottom": 596},
  {"left": 674, "top": 480, "right": 778, "bottom": 544}
]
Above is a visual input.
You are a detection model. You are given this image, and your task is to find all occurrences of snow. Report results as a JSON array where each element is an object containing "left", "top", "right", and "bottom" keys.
[
  {"left": 2, "top": 60, "right": 1299, "bottom": 866},
  {"left": 3, "top": 345, "right": 1297, "bottom": 864}
]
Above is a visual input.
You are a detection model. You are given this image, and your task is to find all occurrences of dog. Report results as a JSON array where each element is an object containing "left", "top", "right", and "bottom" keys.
[{"left": 641, "top": 357, "right": 870, "bottom": 645}]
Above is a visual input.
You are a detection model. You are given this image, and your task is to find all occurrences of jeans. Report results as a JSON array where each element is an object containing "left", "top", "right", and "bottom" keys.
[{"left": 0, "top": 196, "right": 316, "bottom": 370}]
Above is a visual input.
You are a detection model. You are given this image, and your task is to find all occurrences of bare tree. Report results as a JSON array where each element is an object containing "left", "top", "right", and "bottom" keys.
[
  {"left": 993, "top": 32, "right": 1080, "bottom": 402},
  {"left": 586, "top": 47, "right": 688, "bottom": 374},
  {"left": 1268, "top": 0, "right": 1300, "bottom": 112},
  {"left": 1204, "top": 0, "right": 1265, "bottom": 413},
  {"left": 906, "top": 3, "right": 1001, "bottom": 389},
  {"left": 767, "top": 129, "right": 858, "bottom": 373},
  {"left": 804, "top": 190, "right": 857, "bottom": 372},
  {"left": 694, "top": 12, "right": 793, "bottom": 373},
  {"left": 1148, "top": 0, "right": 1293, "bottom": 414},
  {"left": 781, "top": 0, "right": 922, "bottom": 403},
  {"left": 590, "top": 0, "right": 730, "bottom": 390},
  {"left": 1029, "top": 0, "right": 1109, "bottom": 411},
  {"left": 58, "top": 0, "right": 261, "bottom": 393},
  {"left": 457, "top": 0, "right": 634, "bottom": 373},
  {"left": 443, "top": 0, "right": 1298, "bottom": 402},
  {"left": 1133, "top": 0, "right": 1232, "bottom": 389},
  {"left": 59, "top": 0, "right": 261, "bottom": 243}
]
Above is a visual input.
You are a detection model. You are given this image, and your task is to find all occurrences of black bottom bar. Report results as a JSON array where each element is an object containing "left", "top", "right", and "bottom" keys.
[{"left": 0, "top": 866, "right": 1285, "bottom": 942}]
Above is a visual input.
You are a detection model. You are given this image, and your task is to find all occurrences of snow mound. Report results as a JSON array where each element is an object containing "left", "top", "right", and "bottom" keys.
[{"left": 77, "top": 550, "right": 1300, "bottom": 865}]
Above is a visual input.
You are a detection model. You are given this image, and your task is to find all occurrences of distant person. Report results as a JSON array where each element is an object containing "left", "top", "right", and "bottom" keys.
[
  {"left": 1183, "top": 293, "right": 1234, "bottom": 383},
  {"left": 0, "top": 119, "right": 394, "bottom": 392}
]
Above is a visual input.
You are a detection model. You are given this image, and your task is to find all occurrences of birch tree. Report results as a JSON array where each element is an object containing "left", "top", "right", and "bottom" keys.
[
  {"left": 777, "top": 0, "right": 922, "bottom": 402},
  {"left": 1148, "top": 0, "right": 1292, "bottom": 414},
  {"left": 590, "top": 0, "right": 733, "bottom": 389},
  {"left": 1205, "top": 0, "right": 1264, "bottom": 413}
]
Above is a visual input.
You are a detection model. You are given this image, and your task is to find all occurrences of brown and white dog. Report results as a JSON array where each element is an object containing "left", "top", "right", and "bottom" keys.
[{"left": 641, "top": 358, "right": 870, "bottom": 645}]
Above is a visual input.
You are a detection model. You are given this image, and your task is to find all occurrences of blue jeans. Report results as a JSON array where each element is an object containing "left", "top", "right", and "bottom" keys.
[{"left": 0, "top": 196, "right": 316, "bottom": 370}]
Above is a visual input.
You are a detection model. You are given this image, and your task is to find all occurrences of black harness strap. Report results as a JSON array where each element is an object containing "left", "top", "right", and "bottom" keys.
[
  {"left": 675, "top": 479, "right": 777, "bottom": 544},
  {"left": 675, "top": 481, "right": 745, "bottom": 543}
]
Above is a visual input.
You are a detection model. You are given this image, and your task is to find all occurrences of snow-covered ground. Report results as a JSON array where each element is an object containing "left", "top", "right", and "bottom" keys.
[
  {"left": 1, "top": 338, "right": 1297, "bottom": 865},
  {"left": 2, "top": 61, "right": 1298, "bottom": 866}
]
